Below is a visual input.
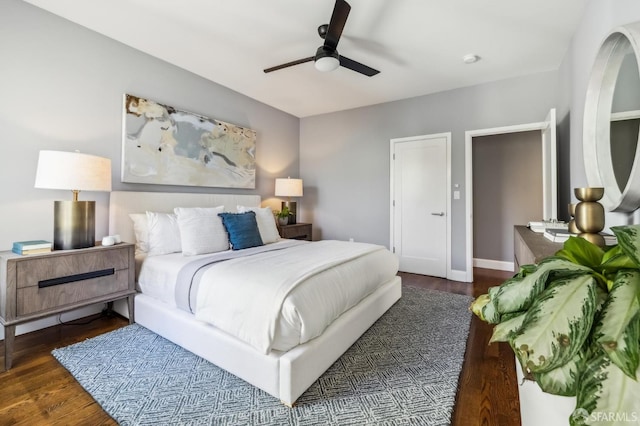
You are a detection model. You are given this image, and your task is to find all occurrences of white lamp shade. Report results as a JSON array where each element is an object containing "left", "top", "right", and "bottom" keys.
[
  {"left": 34, "top": 150, "right": 112, "bottom": 193},
  {"left": 275, "top": 178, "right": 303, "bottom": 197}
]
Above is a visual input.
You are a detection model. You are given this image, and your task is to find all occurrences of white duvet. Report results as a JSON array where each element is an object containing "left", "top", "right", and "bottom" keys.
[
  {"left": 194, "top": 240, "right": 399, "bottom": 354},
  {"left": 138, "top": 240, "right": 398, "bottom": 353}
]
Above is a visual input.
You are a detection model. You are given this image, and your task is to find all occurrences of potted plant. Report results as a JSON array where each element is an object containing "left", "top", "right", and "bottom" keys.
[
  {"left": 471, "top": 225, "right": 640, "bottom": 425},
  {"left": 275, "top": 206, "right": 291, "bottom": 226}
]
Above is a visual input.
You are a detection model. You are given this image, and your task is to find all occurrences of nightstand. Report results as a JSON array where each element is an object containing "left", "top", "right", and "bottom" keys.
[
  {"left": 0, "top": 242, "right": 136, "bottom": 370},
  {"left": 278, "top": 223, "right": 312, "bottom": 241}
]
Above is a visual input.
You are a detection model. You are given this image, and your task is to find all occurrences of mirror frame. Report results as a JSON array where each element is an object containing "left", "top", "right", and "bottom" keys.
[{"left": 584, "top": 22, "right": 640, "bottom": 212}]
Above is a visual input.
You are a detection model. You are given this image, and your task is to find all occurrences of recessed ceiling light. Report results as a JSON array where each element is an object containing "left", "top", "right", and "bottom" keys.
[{"left": 463, "top": 54, "right": 481, "bottom": 64}]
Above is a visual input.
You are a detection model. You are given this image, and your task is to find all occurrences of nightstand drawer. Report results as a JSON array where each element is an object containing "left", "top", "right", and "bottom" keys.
[
  {"left": 278, "top": 223, "right": 312, "bottom": 241},
  {"left": 15, "top": 249, "right": 129, "bottom": 289},
  {"left": 17, "top": 269, "right": 130, "bottom": 316}
]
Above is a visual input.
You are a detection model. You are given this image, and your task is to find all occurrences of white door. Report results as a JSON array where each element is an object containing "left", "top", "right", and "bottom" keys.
[
  {"left": 390, "top": 134, "right": 448, "bottom": 277},
  {"left": 542, "top": 108, "right": 558, "bottom": 220}
]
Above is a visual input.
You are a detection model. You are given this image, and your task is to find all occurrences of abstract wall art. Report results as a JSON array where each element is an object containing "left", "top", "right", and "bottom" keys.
[{"left": 121, "top": 94, "right": 256, "bottom": 188}]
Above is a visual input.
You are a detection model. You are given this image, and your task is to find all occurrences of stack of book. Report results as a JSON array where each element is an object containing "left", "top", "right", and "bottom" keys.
[
  {"left": 543, "top": 228, "right": 573, "bottom": 243},
  {"left": 528, "top": 221, "right": 568, "bottom": 233},
  {"left": 542, "top": 230, "right": 618, "bottom": 245},
  {"left": 12, "top": 240, "right": 52, "bottom": 255},
  {"left": 602, "top": 233, "right": 617, "bottom": 246}
]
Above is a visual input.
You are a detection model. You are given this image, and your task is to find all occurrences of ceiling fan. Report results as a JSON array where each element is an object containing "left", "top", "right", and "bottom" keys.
[{"left": 263, "top": 0, "right": 379, "bottom": 77}]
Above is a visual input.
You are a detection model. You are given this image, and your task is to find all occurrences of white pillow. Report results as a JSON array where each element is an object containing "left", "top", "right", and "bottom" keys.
[
  {"left": 129, "top": 213, "right": 149, "bottom": 253},
  {"left": 146, "top": 212, "right": 182, "bottom": 256},
  {"left": 174, "top": 206, "right": 229, "bottom": 255},
  {"left": 237, "top": 205, "right": 281, "bottom": 244}
]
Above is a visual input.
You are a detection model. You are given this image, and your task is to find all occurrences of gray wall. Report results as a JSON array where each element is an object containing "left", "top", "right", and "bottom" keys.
[
  {"left": 0, "top": 0, "right": 300, "bottom": 252},
  {"left": 473, "top": 131, "right": 543, "bottom": 263},
  {"left": 302, "top": 0, "right": 640, "bottom": 272},
  {"left": 300, "top": 72, "right": 558, "bottom": 272}
]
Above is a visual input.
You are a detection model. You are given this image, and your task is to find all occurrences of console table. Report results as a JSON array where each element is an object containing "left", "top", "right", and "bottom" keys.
[{"left": 513, "top": 225, "right": 562, "bottom": 270}]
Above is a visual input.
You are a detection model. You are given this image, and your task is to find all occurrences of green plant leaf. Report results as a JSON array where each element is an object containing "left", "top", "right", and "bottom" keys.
[
  {"left": 470, "top": 294, "right": 500, "bottom": 324},
  {"left": 593, "top": 285, "right": 609, "bottom": 317},
  {"left": 556, "top": 236, "right": 604, "bottom": 269},
  {"left": 501, "top": 311, "right": 526, "bottom": 321},
  {"left": 488, "top": 285, "right": 501, "bottom": 301},
  {"left": 533, "top": 350, "right": 583, "bottom": 396},
  {"left": 470, "top": 293, "right": 490, "bottom": 320},
  {"left": 511, "top": 274, "right": 597, "bottom": 374},
  {"left": 594, "top": 270, "right": 640, "bottom": 379},
  {"left": 481, "top": 296, "right": 501, "bottom": 324},
  {"left": 490, "top": 312, "right": 526, "bottom": 343},
  {"left": 611, "top": 225, "right": 640, "bottom": 268},
  {"left": 492, "top": 257, "right": 591, "bottom": 315},
  {"left": 597, "top": 245, "right": 637, "bottom": 281},
  {"left": 571, "top": 349, "right": 640, "bottom": 426},
  {"left": 515, "top": 263, "right": 538, "bottom": 278}
]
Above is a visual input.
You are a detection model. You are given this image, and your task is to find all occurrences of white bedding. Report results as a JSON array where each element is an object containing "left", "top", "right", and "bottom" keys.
[
  {"left": 196, "top": 240, "right": 397, "bottom": 353},
  {"left": 137, "top": 240, "right": 399, "bottom": 353},
  {"left": 136, "top": 240, "right": 302, "bottom": 307}
]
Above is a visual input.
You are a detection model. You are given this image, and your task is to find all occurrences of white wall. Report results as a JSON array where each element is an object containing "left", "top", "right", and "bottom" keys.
[
  {"left": 0, "top": 0, "right": 300, "bottom": 338},
  {"left": 559, "top": 0, "right": 640, "bottom": 226}
]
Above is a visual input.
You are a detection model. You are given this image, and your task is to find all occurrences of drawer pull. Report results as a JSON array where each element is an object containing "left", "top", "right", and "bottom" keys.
[{"left": 38, "top": 268, "right": 115, "bottom": 288}]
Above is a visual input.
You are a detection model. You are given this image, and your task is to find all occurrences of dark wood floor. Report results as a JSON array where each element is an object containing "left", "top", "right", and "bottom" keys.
[
  {"left": 0, "top": 268, "right": 519, "bottom": 425},
  {"left": 401, "top": 269, "right": 521, "bottom": 426}
]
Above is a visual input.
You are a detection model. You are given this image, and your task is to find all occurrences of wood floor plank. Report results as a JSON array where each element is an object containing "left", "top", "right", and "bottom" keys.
[{"left": 0, "top": 269, "right": 519, "bottom": 425}]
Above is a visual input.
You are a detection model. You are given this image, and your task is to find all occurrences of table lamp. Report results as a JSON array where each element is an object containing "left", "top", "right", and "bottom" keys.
[
  {"left": 275, "top": 177, "right": 303, "bottom": 225},
  {"left": 35, "top": 150, "right": 112, "bottom": 250}
]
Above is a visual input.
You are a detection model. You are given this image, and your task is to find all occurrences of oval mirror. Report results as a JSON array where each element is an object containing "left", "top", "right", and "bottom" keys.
[{"left": 584, "top": 22, "right": 640, "bottom": 212}]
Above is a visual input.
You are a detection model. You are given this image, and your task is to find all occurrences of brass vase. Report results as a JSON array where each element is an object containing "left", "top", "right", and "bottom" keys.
[
  {"left": 574, "top": 187, "right": 605, "bottom": 246},
  {"left": 567, "top": 203, "right": 580, "bottom": 234}
]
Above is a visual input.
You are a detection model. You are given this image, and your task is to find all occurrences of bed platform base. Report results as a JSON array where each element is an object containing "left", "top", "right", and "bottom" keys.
[{"left": 134, "top": 275, "right": 402, "bottom": 406}]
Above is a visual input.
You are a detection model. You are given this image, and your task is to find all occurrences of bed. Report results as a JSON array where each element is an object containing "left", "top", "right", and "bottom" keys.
[{"left": 108, "top": 190, "right": 401, "bottom": 406}]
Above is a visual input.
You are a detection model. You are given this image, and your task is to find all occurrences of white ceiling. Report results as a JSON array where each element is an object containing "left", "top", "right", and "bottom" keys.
[{"left": 23, "top": 0, "right": 587, "bottom": 118}]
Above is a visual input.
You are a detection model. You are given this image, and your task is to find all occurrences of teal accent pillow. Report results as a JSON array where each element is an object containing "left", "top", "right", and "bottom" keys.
[{"left": 218, "top": 211, "right": 264, "bottom": 250}]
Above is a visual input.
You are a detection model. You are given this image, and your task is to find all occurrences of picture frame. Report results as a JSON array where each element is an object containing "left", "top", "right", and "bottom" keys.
[{"left": 121, "top": 94, "right": 256, "bottom": 189}]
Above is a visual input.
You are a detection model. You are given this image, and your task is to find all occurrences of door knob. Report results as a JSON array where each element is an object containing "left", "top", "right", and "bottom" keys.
[{"left": 431, "top": 212, "right": 445, "bottom": 216}]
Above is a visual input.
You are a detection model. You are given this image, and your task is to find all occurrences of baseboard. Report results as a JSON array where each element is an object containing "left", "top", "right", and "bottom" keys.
[
  {"left": 473, "top": 258, "right": 514, "bottom": 272},
  {"left": 448, "top": 269, "right": 470, "bottom": 282}
]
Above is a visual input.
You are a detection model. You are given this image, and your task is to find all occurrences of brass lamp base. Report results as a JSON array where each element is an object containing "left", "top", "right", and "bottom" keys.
[
  {"left": 282, "top": 201, "right": 297, "bottom": 225},
  {"left": 54, "top": 201, "right": 95, "bottom": 250}
]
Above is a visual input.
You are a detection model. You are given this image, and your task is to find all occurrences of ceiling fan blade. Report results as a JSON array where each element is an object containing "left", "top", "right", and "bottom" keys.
[
  {"left": 324, "top": 0, "right": 351, "bottom": 52},
  {"left": 264, "top": 57, "right": 314, "bottom": 73},
  {"left": 339, "top": 56, "right": 380, "bottom": 77}
]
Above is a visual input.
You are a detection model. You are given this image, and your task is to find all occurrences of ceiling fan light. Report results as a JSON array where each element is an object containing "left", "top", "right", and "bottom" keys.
[{"left": 315, "top": 55, "right": 340, "bottom": 72}]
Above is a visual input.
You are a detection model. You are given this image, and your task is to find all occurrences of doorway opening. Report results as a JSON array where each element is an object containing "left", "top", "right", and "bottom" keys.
[{"left": 464, "top": 109, "right": 557, "bottom": 282}]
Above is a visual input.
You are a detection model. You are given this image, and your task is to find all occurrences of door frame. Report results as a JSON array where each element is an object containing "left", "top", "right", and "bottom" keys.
[
  {"left": 390, "top": 132, "right": 452, "bottom": 278},
  {"left": 464, "top": 114, "right": 556, "bottom": 282}
]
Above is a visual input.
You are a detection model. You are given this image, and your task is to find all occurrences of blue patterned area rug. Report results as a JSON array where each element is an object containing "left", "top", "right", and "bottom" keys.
[{"left": 52, "top": 286, "right": 472, "bottom": 425}]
